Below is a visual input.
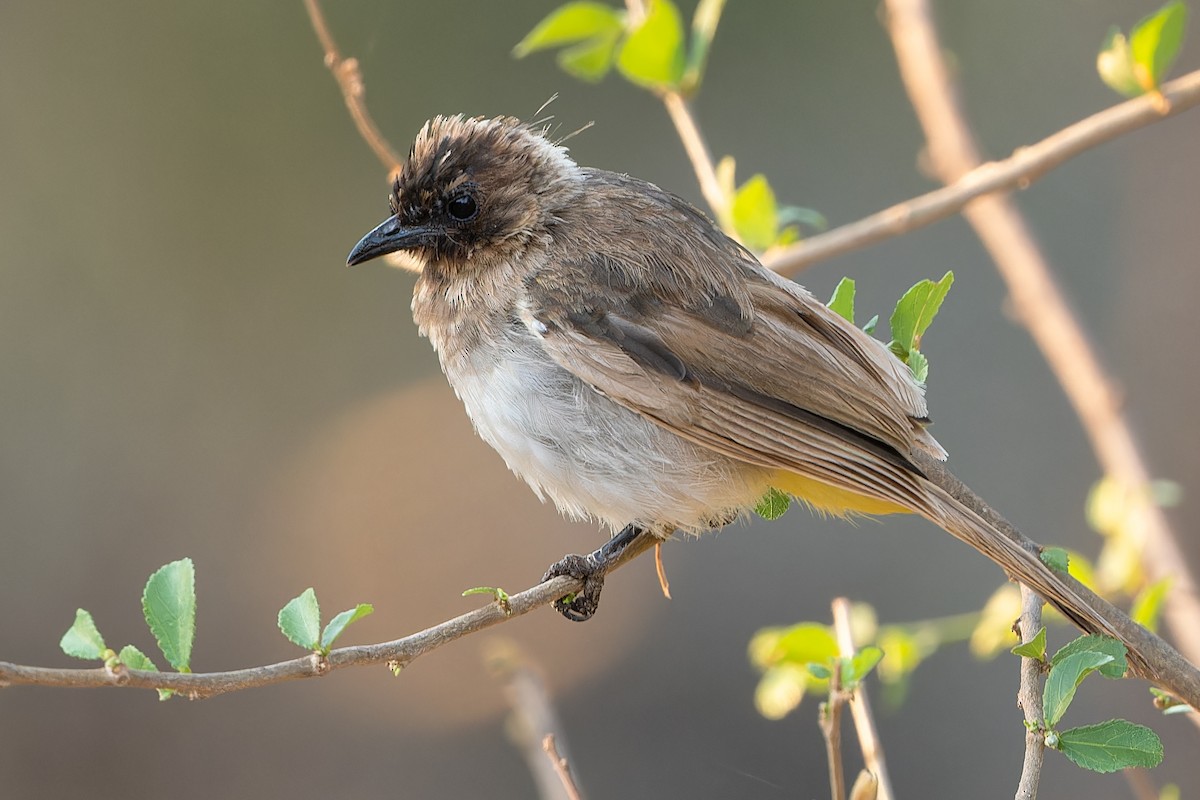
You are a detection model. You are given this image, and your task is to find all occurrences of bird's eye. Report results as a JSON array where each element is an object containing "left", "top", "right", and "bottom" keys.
[{"left": 446, "top": 192, "right": 478, "bottom": 222}]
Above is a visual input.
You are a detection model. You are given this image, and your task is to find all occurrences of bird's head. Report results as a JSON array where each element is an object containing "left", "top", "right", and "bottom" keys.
[{"left": 346, "top": 115, "right": 580, "bottom": 272}]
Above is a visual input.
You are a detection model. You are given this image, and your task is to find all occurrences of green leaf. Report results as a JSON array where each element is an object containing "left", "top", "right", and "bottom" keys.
[
  {"left": 731, "top": 174, "right": 779, "bottom": 252},
  {"left": 827, "top": 278, "right": 856, "bottom": 324},
  {"left": 681, "top": 0, "right": 727, "bottom": 92},
  {"left": 142, "top": 558, "right": 196, "bottom": 672},
  {"left": 1043, "top": 650, "right": 1115, "bottom": 727},
  {"left": 907, "top": 349, "right": 929, "bottom": 385},
  {"left": 514, "top": 2, "right": 623, "bottom": 57},
  {"left": 846, "top": 645, "right": 884, "bottom": 684},
  {"left": 1040, "top": 547, "right": 1070, "bottom": 573},
  {"left": 60, "top": 609, "right": 107, "bottom": 660},
  {"left": 754, "top": 487, "right": 791, "bottom": 521},
  {"left": 777, "top": 205, "right": 828, "bottom": 232},
  {"left": 557, "top": 32, "right": 622, "bottom": 81},
  {"left": 1011, "top": 626, "right": 1047, "bottom": 661},
  {"left": 1050, "top": 634, "right": 1127, "bottom": 679},
  {"left": 889, "top": 271, "right": 954, "bottom": 354},
  {"left": 1098, "top": 28, "right": 1142, "bottom": 97},
  {"left": 861, "top": 315, "right": 879, "bottom": 336},
  {"left": 278, "top": 588, "right": 321, "bottom": 650},
  {"left": 1131, "top": 578, "right": 1172, "bottom": 633},
  {"left": 773, "top": 623, "right": 839, "bottom": 666},
  {"left": 806, "top": 662, "right": 832, "bottom": 680},
  {"left": 118, "top": 645, "right": 171, "bottom": 701},
  {"left": 617, "top": 0, "right": 686, "bottom": 89},
  {"left": 321, "top": 603, "right": 374, "bottom": 651},
  {"left": 1130, "top": 1, "right": 1189, "bottom": 92},
  {"left": 1055, "top": 719, "right": 1164, "bottom": 772}
]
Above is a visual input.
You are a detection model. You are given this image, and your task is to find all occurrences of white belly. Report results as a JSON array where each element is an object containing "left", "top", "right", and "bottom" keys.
[{"left": 446, "top": 338, "right": 771, "bottom": 533}]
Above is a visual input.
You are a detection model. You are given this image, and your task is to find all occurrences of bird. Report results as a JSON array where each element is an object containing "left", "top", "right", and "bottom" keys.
[{"left": 346, "top": 114, "right": 1198, "bottom": 704}]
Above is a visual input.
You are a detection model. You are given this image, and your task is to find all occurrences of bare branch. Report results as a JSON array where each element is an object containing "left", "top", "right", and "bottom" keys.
[
  {"left": 543, "top": 735, "right": 586, "bottom": 800},
  {"left": 661, "top": 91, "right": 730, "bottom": 228},
  {"left": 880, "top": 0, "right": 1200, "bottom": 681},
  {"left": 303, "top": 0, "right": 403, "bottom": 174},
  {"left": 1014, "top": 586, "right": 1045, "bottom": 800},
  {"left": 819, "top": 659, "right": 847, "bottom": 800},
  {"left": 767, "top": 68, "right": 1200, "bottom": 276},
  {"left": 832, "top": 598, "right": 893, "bottom": 800}
]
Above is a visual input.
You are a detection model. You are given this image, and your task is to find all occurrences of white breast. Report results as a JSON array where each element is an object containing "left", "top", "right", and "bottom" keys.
[{"left": 442, "top": 326, "right": 772, "bottom": 534}]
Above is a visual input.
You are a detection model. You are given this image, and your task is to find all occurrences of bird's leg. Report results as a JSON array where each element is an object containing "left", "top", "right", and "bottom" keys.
[{"left": 542, "top": 523, "right": 649, "bottom": 621}]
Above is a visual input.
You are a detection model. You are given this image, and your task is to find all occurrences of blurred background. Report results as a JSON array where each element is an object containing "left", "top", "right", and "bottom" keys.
[{"left": 2, "top": 1, "right": 1198, "bottom": 797}]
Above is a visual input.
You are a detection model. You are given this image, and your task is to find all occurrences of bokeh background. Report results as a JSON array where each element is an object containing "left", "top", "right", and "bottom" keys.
[{"left": 2, "top": 1, "right": 1198, "bottom": 797}]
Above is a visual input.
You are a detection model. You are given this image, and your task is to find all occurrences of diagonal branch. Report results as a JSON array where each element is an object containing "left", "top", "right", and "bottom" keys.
[{"left": 766, "top": 68, "right": 1200, "bottom": 276}]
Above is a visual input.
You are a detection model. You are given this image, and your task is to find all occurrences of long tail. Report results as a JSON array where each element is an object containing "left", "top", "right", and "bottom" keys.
[{"left": 911, "top": 451, "right": 1200, "bottom": 709}]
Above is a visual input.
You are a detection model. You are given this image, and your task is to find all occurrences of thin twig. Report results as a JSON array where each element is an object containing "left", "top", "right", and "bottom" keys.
[
  {"left": 303, "top": 0, "right": 403, "bottom": 174},
  {"left": 661, "top": 91, "right": 730, "bottom": 227},
  {"left": 0, "top": 534, "right": 659, "bottom": 696},
  {"left": 881, "top": 0, "right": 1200, "bottom": 679},
  {"left": 486, "top": 640, "right": 581, "bottom": 800},
  {"left": 820, "top": 660, "right": 847, "bottom": 800},
  {"left": 767, "top": 68, "right": 1200, "bottom": 275},
  {"left": 832, "top": 598, "right": 893, "bottom": 800},
  {"left": 1014, "top": 586, "right": 1045, "bottom": 800},
  {"left": 543, "top": 735, "right": 586, "bottom": 800},
  {"left": 623, "top": 0, "right": 730, "bottom": 228}
]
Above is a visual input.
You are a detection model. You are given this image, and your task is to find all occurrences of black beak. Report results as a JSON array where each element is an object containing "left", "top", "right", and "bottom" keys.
[{"left": 346, "top": 216, "right": 436, "bottom": 266}]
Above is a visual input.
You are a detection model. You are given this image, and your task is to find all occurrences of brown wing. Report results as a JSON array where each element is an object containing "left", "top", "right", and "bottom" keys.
[{"left": 525, "top": 246, "right": 948, "bottom": 515}]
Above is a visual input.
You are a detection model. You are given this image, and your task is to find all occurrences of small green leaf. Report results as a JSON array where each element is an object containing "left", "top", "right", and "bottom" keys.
[
  {"left": 827, "top": 278, "right": 856, "bottom": 324},
  {"left": 846, "top": 646, "right": 884, "bottom": 684},
  {"left": 1055, "top": 719, "right": 1164, "bottom": 772},
  {"left": 1043, "top": 650, "right": 1115, "bottom": 727},
  {"left": 463, "top": 586, "right": 510, "bottom": 601},
  {"left": 1040, "top": 547, "right": 1070, "bottom": 573},
  {"left": 754, "top": 487, "right": 791, "bottom": 521},
  {"left": 731, "top": 174, "right": 779, "bottom": 252},
  {"left": 278, "top": 588, "right": 321, "bottom": 650},
  {"left": 889, "top": 271, "right": 954, "bottom": 354},
  {"left": 142, "top": 558, "right": 196, "bottom": 672},
  {"left": 617, "top": 0, "right": 686, "bottom": 89},
  {"left": 1130, "top": 1, "right": 1189, "bottom": 92},
  {"left": 118, "top": 645, "right": 171, "bottom": 701},
  {"left": 861, "top": 315, "right": 879, "bottom": 336},
  {"left": 907, "top": 349, "right": 929, "bottom": 385},
  {"left": 60, "top": 609, "right": 107, "bottom": 660},
  {"left": 1098, "top": 28, "right": 1142, "bottom": 96},
  {"left": 1011, "top": 626, "right": 1048, "bottom": 661},
  {"left": 321, "top": 603, "right": 374, "bottom": 651},
  {"left": 681, "top": 0, "right": 727, "bottom": 93},
  {"left": 806, "top": 662, "right": 832, "bottom": 680},
  {"left": 777, "top": 205, "right": 827, "bottom": 232},
  {"left": 1131, "top": 578, "right": 1172, "bottom": 633},
  {"left": 1051, "top": 634, "right": 1127, "bottom": 679},
  {"left": 514, "top": 2, "right": 623, "bottom": 57},
  {"left": 557, "top": 32, "right": 622, "bottom": 81}
]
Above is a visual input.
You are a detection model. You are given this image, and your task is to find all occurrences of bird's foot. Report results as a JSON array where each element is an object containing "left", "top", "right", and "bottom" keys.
[{"left": 541, "top": 523, "right": 647, "bottom": 622}]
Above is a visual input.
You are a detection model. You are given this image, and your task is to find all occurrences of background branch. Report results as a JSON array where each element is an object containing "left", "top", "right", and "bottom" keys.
[
  {"left": 881, "top": 0, "right": 1200, "bottom": 673},
  {"left": 766, "top": 68, "right": 1200, "bottom": 276}
]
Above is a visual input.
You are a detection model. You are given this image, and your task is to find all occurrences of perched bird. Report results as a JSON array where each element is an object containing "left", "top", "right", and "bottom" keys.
[{"left": 347, "top": 115, "right": 1197, "bottom": 703}]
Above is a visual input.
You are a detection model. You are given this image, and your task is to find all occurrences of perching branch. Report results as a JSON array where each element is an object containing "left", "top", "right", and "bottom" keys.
[
  {"left": 766, "top": 68, "right": 1200, "bottom": 276},
  {"left": 819, "top": 659, "right": 847, "bottom": 800},
  {"left": 882, "top": 0, "right": 1200, "bottom": 679},
  {"left": 1014, "top": 586, "right": 1046, "bottom": 800}
]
